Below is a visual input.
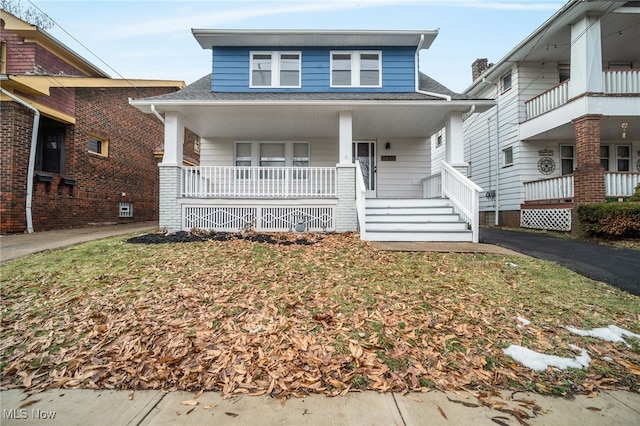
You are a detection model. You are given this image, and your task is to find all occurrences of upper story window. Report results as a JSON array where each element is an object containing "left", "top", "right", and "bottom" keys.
[
  {"left": 501, "top": 70, "right": 512, "bottom": 92},
  {"left": 250, "top": 51, "right": 301, "bottom": 88},
  {"left": 331, "top": 51, "right": 381, "bottom": 87},
  {"left": 503, "top": 146, "right": 513, "bottom": 167}
]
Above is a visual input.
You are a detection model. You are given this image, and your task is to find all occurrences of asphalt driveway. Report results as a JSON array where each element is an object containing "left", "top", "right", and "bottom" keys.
[{"left": 480, "top": 228, "right": 640, "bottom": 296}]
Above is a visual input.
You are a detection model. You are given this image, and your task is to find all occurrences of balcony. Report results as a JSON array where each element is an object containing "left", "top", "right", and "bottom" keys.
[
  {"left": 523, "top": 172, "right": 640, "bottom": 203},
  {"left": 526, "top": 70, "right": 640, "bottom": 120}
]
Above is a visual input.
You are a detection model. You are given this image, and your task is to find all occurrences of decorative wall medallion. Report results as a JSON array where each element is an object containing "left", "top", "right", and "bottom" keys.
[{"left": 538, "top": 157, "right": 555, "bottom": 175}]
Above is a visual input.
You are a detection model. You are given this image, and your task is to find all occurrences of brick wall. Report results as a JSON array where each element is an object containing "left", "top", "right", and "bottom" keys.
[
  {"left": 1, "top": 86, "right": 183, "bottom": 233},
  {"left": 0, "top": 102, "right": 33, "bottom": 233},
  {"left": 572, "top": 114, "right": 605, "bottom": 204}
]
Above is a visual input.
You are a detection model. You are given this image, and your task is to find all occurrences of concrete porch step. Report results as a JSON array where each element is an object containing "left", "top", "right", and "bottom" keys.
[
  {"left": 365, "top": 230, "right": 474, "bottom": 242},
  {"left": 366, "top": 221, "right": 468, "bottom": 232}
]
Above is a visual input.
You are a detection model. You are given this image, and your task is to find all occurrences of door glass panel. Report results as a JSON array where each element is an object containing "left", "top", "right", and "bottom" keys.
[{"left": 354, "top": 142, "right": 375, "bottom": 191}]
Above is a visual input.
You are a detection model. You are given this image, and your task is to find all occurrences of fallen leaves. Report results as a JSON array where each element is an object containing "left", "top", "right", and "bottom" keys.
[{"left": 1, "top": 232, "right": 638, "bottom": 402}]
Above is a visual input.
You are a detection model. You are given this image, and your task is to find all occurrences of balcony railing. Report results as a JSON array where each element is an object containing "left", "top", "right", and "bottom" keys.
[
  {"left": 526, "top": 70, "right": 640, "bottom": 120},
  {"left": 182, "top": 166, "right": 337, "bottom": 198},
  {"left": 604, "top": 69, "right": 640, "bottom": 93},
  {"left": 523, "top": 172, "right": 639, "bottom": 202},
  {"left": 422, "top": 173, "right": 442, "bottom": 198},
  {"left": 526, "top": 80, "right": 569, "bottom": 120}
]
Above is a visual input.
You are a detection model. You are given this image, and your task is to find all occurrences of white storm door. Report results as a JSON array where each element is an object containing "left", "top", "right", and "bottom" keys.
[{"left": 353, "top": 141, "right": 376, "bottom": 198}]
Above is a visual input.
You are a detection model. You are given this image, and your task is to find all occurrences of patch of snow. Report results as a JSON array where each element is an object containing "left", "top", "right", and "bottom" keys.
[
  {"left": 506, "top": 262, "right": 518, "bottom": 268},
  {"left": 516, "top": 317, "right": 531, "bottom": 326},
  {"left": 603, "top": 356, "right": 613, "bottom": 362},
  {"left": 503, "top": 344, "right": 590, "bottom": 372},
  {"left": 564, "top": 325, "right": 640, "bottom": 347}
]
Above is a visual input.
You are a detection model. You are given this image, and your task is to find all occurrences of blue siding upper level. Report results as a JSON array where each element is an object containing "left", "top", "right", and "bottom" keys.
[{"left": 212, "top": 46, "right": 416, "bottom": 93}]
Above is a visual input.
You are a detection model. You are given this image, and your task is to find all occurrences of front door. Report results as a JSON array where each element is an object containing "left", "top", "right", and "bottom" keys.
[{"left": 353, "top": 141, "right": 376, "bottom": 198}]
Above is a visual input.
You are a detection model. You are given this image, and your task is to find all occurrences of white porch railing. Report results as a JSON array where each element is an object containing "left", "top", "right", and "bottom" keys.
[
  {"left": 524, "top": 175, "right": 574, "bottom": 202},
  {"left": 182, "top": 166, "right": 336, "bottom": 198},
  {"left": 523, "top": 172, "right": 639, "bottom": 202},
  {"left": 605, "top": 172, "right": 640, "bottom": 197},
  {"left": 526, "top": 80, "right": 569, "bottom": 120},
  {"left": 422, "top": 173, "right": 442, "bottom": 198},
  {"left": 604, "top": 69, "right": 640, "bottom": 93},
  {"left": 440, "top": 162, "right": 482, "bottom": 243},
  {"left": 526, "top": 70, "right": 640, "bottom": 120},
  {"left": 355, "top": 161, "right": 367, "bottom": 240}
]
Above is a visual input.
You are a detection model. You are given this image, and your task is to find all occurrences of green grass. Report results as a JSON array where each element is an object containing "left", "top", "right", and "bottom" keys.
[{"left": 1, "top": 232, "right": 638, "bottom": 397}]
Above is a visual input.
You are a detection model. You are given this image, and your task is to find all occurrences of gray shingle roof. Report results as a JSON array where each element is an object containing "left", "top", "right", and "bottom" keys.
[{"left": 138, "top": 72, "right": 478, "bottom": 102}]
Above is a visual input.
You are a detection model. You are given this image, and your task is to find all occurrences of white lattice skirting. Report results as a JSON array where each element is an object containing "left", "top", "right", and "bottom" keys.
[
  {"left": 520, "top": 208, "right": 572, "bottom": 232},
  {"left": 183, "top": 205, "right": 335, "bottom": 232}
]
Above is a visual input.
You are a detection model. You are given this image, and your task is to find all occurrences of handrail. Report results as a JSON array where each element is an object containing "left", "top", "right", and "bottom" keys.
[
  {"left": 354, "top": 160, "right": 367, "bottom": 240},
  {"left": 422, "top": 173, "right": 442, "bottom": 198},
  {"left": 440, "top": 162, "right": 482, "bottom": 243}
]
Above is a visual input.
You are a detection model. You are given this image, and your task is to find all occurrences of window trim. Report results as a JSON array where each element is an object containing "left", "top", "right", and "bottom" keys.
[
  {"left": 502, "top": 146, "right": 513, "bottom": 168},
  {"left": 88, "top": 134, "right": 109, "bottom": 157},
  {"left": 560, "top": 144, "right": 575, "bottom": 175},
  {"left": 250, "top": 51, "right": 301, "bottom": 88},
  {"left": 501, "top": 70, "right": 512, "bottom": 93},
  {"left": 616, "top": 144, "right": 631, "bottom": 172},
  {"left": 330, "top": 50, "right": 382, "bottom": 88},
  {"left": 234, "top": 141, "right": 310, "bottom": 167}
]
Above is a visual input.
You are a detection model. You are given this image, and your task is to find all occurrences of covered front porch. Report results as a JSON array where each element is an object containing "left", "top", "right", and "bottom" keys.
[{"left": 133, "top": 91, "right": 493, "bottom": 241}]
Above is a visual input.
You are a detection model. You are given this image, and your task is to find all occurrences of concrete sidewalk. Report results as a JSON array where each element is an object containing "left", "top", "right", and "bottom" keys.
[
  {"left": 0, "top": 222, "right": 158, "bottom": 262},
  {"left": 1, "top": 388, "right": 639, "bottom": 425}
]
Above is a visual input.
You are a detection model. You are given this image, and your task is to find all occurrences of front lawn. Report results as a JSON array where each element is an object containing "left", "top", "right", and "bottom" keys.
[{"left": 1, "top": 232, "right": 638, "bottom": 398}]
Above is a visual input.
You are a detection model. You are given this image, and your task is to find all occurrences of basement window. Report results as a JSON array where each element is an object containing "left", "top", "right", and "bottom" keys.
[{"left": 88, "top": 135, "right": 108, "bottom": 157}]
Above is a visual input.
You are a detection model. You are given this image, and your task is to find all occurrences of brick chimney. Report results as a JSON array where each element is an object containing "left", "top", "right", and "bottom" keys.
[{"left": 472, "top": 58, "right": 489, "bottom": 81}]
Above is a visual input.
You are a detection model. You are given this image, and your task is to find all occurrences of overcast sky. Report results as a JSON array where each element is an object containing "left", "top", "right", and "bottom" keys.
[{"left": 29, "top": 0, "right": 568, "bottom": 93}]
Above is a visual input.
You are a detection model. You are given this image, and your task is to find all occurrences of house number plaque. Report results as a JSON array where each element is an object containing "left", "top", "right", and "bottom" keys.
[{"left": 381, "top": 156, "right": 396, "bottom": 161}]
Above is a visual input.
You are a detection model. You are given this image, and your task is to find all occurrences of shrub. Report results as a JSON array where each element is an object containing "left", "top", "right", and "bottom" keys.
[
  {"left": 577, "top": 202, "right": 640, "bottom": 237},
  {"left": 629, "top": 183, "right": 640, "bottom": 202}
]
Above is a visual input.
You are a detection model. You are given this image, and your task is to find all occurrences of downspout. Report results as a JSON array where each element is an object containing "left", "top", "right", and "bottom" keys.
[
  {"left": 1, "top": 88, "right": 40, "bottom": 233},
  {"left": 150, "top": 104, "right": 164, "bottom": 123},
  {"left": 494, "top": 86, "right": 500, "bottom": 226},
  {"left": 414, "top": 34, "right": 451, "bottom": 102}
]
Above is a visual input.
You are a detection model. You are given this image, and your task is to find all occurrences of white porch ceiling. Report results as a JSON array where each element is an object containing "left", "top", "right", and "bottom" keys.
[{"left": 152, "top": 102, "right": 490, "bottom": 140}]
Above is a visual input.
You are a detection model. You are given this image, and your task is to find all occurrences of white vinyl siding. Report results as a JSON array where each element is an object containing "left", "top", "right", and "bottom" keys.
[
  {"left": 330, "top": 51, "right": 381, "bottom": 87},
  {"left": 376, "top": 138, "right": 430, "bottom": 198},
  {"left": 250, "top": 51, "right": 301, "bottom": 88}
]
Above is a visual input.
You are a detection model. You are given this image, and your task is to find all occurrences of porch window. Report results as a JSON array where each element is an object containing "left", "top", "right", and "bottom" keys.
[
  {"left": 250, "top": 51, "right": 300, "bottom": 88},
  {"left": 260, "top": 143, "right": 286, "bottom": 167},
  {"left": 36, "top": 120, "right": 66, "bottom": 174},
  {"left": 560, "top": 145, "right": 575, "bottom": 175},
  {"left": 600, "top": 145, "right": 610, "bottom": 170},
  {"left": 617, "top": 145, "right": 630, "bottom": 172},
  {"left": 331, "top": 51, "right": 381, "bottom": 87}
]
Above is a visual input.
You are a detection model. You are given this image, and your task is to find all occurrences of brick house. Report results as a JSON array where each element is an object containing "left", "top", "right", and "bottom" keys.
[{"left": 1, "top": 11, "right": 197, "bottom": 234}]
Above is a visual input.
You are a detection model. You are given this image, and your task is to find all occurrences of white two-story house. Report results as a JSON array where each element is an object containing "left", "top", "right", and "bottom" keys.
[
  {"left": 130, "top": 29, "right": 493, "bottom": 241},
  {"left": 449, "top": 0, "right": 639, "bottom": 232}
]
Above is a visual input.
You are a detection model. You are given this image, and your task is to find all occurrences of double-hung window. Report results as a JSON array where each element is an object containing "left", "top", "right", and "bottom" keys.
[
  {"left": 251, "top": 51, "right": 301, "bottom": 88},
  {"left": 235, "top": 142, "right": 310, "bottom": 179},
  {"left": 331, "top": 51, "right": 381, "bottom": 87}
]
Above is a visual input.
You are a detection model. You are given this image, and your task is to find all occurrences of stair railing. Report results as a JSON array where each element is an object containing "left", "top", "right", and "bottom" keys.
[{"left": 440, "top": 162, "right": 482, "bottom": 243}]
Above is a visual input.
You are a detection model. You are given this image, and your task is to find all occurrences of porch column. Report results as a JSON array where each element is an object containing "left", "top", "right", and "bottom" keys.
[
  {"left": 569, "top": 14, "right": 603, "bottom": 98},
  {"left": 572, "top": 114, "right": 605, "bottom": 204},
  {"left": 158, "top": 112, "right": 184, "bottom": 232},
  {"left": 445, "top": 112, "right": 468, "bottom": 175},
  {"left": 339, "top": 110, "right": 353, "bottom": 164},
  {"left": 162, "top": 112, "right": 184, "bottom": 165},
  {"left": 335, "top": 164, "right": 358, "bottom": 232}
]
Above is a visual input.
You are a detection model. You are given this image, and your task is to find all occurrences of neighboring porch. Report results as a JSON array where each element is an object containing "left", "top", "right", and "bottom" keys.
[{"left": 521, "top": 172, "right": 640, "bottom": 231}]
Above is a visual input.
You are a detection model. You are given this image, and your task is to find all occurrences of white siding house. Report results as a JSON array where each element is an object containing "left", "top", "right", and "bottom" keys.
[
  {"left": 131, "top": 30, "right": 494, "bottom": 242},
  {"left": 452, "top": 0, "right": 640, "bottom": 231}
]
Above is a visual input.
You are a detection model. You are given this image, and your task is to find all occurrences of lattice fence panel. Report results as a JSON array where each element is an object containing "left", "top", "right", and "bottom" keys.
[
  {"left": 183, "top": 206, "right": 334, "bottom": 232},
  {"left": 184, "top": 207, "right": 257, "bottom": 232},
  {"left": 520, "top": 208, "right": 572, "bottom": 232}
]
